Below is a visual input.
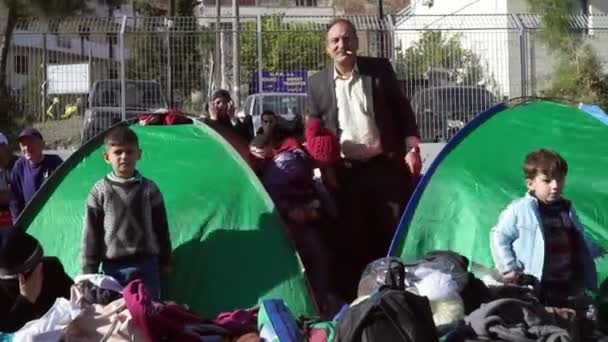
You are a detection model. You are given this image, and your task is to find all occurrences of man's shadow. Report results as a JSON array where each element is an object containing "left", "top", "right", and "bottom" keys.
[{"left": 164, "top": 211, "right": 313, "bottom": 318}]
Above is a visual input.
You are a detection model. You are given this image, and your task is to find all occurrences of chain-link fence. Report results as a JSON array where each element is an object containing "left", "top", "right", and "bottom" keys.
[
  {"left": 395, "top": 13, "right": 608, "bottom": 142},
  {"left": 7, "top": 17, "right": 123, "bottom": 148},
  {"left": 394, "top": 15, "right": 520, "bottom": 142},
  {"left": 3, "top": 14, "right": 608, "bottom": 147},
  {"left": 5, "top": 15, "right": 393, "bottom": 148},
  {"left": 518, "top": 14, "right": 608, "bottom": 98}
]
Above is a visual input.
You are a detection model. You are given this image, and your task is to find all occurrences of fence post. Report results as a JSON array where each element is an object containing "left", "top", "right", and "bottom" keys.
[
  {"left": 529, "top": 30, "right": 536, "bottom": 97},
  {"left": 233, "top": 1, "right": 241, "bottom": 106},
  {"left": 166, "top": 17, "right": 173, "bottom": 107},
  {"left": 512, "top": 14, "right": 527, "bottom": 98},
  {"left": 386, "top": 15, "right": 396, "bottom": 63},
  {"left": 256, "top": 14, "right": 263, "bottom": 96},
  {"left": 42, "top": 33, "right": 47, "bottom": 123},
  {"left": 220, "top": 26, "right": 227, "bottom": 89},
  {"left": 120, "top": 15, "right": 127, "bottom": 121},
  {"left": 215, "top": 1, "right": 222, "bottom": 91}
]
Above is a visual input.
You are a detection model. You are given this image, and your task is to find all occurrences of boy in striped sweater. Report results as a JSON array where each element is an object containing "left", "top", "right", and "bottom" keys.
[{"left": 80, "top": 126, "right": 171, "bottom": 299}]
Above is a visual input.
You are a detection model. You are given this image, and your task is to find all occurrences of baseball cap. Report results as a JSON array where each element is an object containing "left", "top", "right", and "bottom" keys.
[
  {"left": 18, "top": 128, "right": 43, "bottom": 141},
  {"left": 0, "top": 133, "right": 8, "bottom": 145}
]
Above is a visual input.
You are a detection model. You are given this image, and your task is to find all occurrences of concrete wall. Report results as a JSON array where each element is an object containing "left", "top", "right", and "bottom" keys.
[
  {"left": 396, "top": 1, "right": 521, "bottom": 97},
  {"left": 395, "top": 0, "right": 607, "bottom": 99},
  {"left": 407, "top": 0, "right": 509, "bottom": 15},
  {"left": 403, "top": 0, "right": 585, "bottom": 15},
  {"left": 195, "top": 3, "right": 338, "bottom": 20}
]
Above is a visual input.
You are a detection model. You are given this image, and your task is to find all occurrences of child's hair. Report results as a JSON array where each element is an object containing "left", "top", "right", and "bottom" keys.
[
  {"left": 523, "top": 149, "right": 568, "bottom": 179},
  {"left": 260, "top": 109, "right": 277, "bottom": 116},
  {"left": 261, "top": 110, "right": 277, "bottom": 120},
  {"left": 250, "top": 133, "right": 272, "bottom": 149},
  {"left": 104, "top": 126, "right": 139, "bottom": 148}
]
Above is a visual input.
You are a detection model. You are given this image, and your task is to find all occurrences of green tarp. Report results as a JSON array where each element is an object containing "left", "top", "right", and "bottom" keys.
[
  {"left": 390, "top": 100, "right": 608, "bottom": 287},
  {"left": 18, "top": 122, "right": 315, "bottom": 317}
]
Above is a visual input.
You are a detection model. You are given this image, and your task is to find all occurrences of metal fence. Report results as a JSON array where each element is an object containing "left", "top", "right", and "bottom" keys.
[
  {"left": 394, "top": 15, "right": 521, "bottom": 141},
  {"left": 519, "top": 14, "right": 608, "bottom": 99},
  {"left": 394, "top": 13, "right": 608, "bottom": 141},
  {"left": 3, "top": 14, "right": 608, "bottom": 147},
  {"left": 5, "top": 15, "right": 392, "bottom": 148}
]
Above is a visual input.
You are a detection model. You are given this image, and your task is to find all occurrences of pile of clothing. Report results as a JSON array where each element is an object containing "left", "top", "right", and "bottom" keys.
[
  {"left": 2, "top": 250, "right": 606, "bottom": 342},
  {"left": 347, "top": 251, "right": 608, "bottom": 342},
  {"left": 8, "top": 276, "right": 259, "bottom": 342}
]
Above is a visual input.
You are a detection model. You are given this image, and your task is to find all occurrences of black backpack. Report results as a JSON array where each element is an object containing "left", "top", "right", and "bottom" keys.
[{"left": 335, "top": 260, "right": 439, "bottom": 342}]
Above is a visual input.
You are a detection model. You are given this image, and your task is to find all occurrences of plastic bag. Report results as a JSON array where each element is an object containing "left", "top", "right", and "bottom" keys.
[
  {"left": 415, "top": 271, "right": 460, "bottom": 301},
  {"left": 357, "top": 255, "right": 471, "bottom": 297},
  {"left": 414, "top": 272, "right": 465, "bottom": 334},
  {"left": 13, "top": 298, "right": 80, "bottom": 342},
  {"left": 429, "top": 297, "right": 465, "bottom": 334},
  {"left": 73, "top": 274, "right": 122, "bottom": 294},
  {"left": 357, "top": 257, "right": 467, "bottom": 335},
  {"left": 357, "top": 257, "right": 405, "bottom": 297},
  {"left": 410, "top": 259, "right": 469, "bottom": 292}
]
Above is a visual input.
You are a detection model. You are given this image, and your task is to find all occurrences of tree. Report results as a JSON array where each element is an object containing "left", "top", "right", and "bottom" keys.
[
  {"left": 527, "top": 0, "right": 608, "bottom": 111},
  {"left": 0, "top": 0, "right": 88, "bottom": 97},
  {"left": 240, "top": 15, "right": 327, "bottom": 89},
  {"left": 0, "top": 0, "right": 90, "bottom": 136},
  {"left": 395, "top": 31, "right": 487, "bottom": 86},
  {"left": 128, "top": 0, "right": 205, "bottom": 110}
]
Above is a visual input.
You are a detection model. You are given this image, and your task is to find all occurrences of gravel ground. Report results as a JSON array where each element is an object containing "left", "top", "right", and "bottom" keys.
[
  {"left": 42, "top": 140, "right": 445, "bottom": 172},
  {"left": 31, "top": 117, "right": 447, "bottom": 170},
  {"left": 34, "top": 116, "right": 82, "bottom": 150}
]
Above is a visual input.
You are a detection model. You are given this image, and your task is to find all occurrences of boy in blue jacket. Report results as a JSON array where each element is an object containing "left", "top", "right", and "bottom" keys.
[{"left": 490, "top": 149, "right": 600, "bottom": 307}]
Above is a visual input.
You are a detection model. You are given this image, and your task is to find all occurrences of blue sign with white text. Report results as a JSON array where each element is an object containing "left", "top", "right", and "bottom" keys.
[{"left": 250, "top": 70, "right": 308, "bottom": 94}]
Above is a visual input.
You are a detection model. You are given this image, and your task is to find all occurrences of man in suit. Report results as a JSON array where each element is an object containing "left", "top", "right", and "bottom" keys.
[{"left": 307, "top": 18, "right": 422, "bottom": 301}]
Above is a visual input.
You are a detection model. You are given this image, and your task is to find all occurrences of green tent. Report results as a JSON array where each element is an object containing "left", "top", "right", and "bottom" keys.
[
  {"left": 389, "top": 99, "right": 608, "bottom": 287},
  {"left": 16, "top": 120, "right": 315, "bottom": 317}
]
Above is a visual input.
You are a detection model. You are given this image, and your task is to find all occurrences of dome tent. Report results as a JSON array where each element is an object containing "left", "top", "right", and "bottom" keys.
[
  {"left": 16, "top": 120, "right": 315, "bottom": 317},
  {"left": 389, "top": 99, "right": 608, "bottom": 286}
]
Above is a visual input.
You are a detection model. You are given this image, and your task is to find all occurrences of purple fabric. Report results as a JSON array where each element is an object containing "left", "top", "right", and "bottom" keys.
[
  {"left": 262, "top": 149, "right": 316, "bottom": 212},
  {"left": 9, "top": 155, "right": 62, "bottom": 220},
  {"left": 214, "top": 308, "right": 258, "bottom": 336}
]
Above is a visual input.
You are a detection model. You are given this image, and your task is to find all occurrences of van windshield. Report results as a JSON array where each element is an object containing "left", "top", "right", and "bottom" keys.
[
  {"left": 92, "top": 81, "right": 167, "bottom": 109},
  {"left": 253, "top": 95, "right": 306, "bottom": 116}
]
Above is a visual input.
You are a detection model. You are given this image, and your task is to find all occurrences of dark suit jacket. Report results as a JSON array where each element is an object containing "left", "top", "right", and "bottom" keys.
[{"left": 306, "top": 56, "right": 419, "bottom": 159}]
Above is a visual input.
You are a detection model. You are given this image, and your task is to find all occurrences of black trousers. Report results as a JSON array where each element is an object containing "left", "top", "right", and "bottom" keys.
[{"left": 329, "top": 155, "right": 413, "bottom": 302}]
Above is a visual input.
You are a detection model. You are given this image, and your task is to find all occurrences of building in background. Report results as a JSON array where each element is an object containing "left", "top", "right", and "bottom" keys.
[
  {"left": 0, "top": 0, "right": 135, "bottom": 116},
  {"left": 196, "top": 0, "right": 338, "bottom": 18},
  {"left": 394, "top": 0, "right": 608, "bottom": 99}
]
